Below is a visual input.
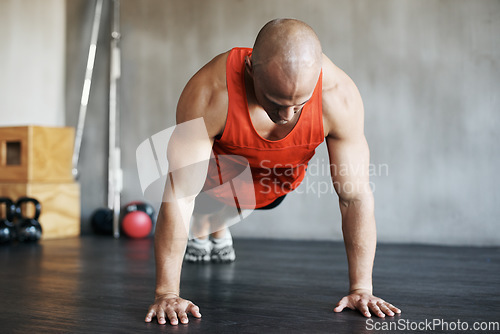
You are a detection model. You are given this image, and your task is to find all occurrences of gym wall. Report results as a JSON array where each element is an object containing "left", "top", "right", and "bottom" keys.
[
  {"left": 64, "top": 0, "right": 500, "bottom": 246},
  {"left": 0, "top": 0, "right": 66, "bottom": 126}
]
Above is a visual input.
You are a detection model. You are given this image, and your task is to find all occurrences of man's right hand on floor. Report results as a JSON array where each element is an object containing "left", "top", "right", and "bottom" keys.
[{"left": 145, "top": 293, "right": 201, "bottom": 325}]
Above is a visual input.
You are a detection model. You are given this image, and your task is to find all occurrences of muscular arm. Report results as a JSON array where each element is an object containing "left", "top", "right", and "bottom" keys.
[
  {"left": 322, "top": 55, "right": 401, "bottom": 317},
  {"left": 146, "top": 52, "right": 229, "bottom": 325},
  {"left": 327, "top": 126, "right": 376, "bottom": 294}
]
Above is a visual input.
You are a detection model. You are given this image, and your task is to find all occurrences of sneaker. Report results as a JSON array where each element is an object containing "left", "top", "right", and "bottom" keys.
[
  {"left": 210, "top": 230, "right": 236, "bottom": 263},
  {"left": 184, "top": 238, "right": 212, "bottom": 263}
]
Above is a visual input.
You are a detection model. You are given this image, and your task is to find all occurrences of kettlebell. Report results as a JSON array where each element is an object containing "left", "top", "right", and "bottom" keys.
[
  {"left": 15, "top": 197, "right": 43, "bottom": 242},
  {"left": 0, "top": 197, "right": 17, "bottom": 244}
]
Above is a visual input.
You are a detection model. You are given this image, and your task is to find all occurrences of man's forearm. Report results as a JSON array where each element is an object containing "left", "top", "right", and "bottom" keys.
[
  {"left": 154, "top": 200, "right": 192, "bottom": 296},
  {"left": 339, "top": 193, "right": 376, "bottom": 293}
]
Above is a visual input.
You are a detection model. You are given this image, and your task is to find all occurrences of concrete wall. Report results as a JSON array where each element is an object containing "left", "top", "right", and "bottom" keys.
[
  {"left": 0, "top": 0, "right": 66, "bottom": 126},
  {"left": 66, "top": 0, "right": 500, "bottom": 246}
]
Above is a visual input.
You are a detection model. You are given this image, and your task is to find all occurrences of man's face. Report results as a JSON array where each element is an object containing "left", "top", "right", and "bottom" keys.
[{"left": 252, "top": 63, "right": 319, "bottom": 125}]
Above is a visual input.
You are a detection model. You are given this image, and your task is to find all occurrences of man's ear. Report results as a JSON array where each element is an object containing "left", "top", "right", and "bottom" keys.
[{"left": 244, "top": 55, "right": 253, "bottom": 77}]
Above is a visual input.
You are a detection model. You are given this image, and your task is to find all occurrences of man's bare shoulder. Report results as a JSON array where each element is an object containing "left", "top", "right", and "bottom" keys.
[
  {"left": 177, "top": 51, "right": 230, "bottom": 138},
  {"left": 321, "top": 54, "right": 364, "bottom": 140}
]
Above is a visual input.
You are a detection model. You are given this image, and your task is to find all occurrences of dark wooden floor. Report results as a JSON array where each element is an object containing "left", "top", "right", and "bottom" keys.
[{"left": 0, "top": 236, "right": 499, "bottom": 334}]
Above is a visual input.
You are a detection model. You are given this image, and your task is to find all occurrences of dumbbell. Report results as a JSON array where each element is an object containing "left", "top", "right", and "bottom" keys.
[
  {"left": 0, "top": 197, "right": 17, "bottom": 244},
  {"left": 15, "top": 197, "right": 43, "bottom": 242}
]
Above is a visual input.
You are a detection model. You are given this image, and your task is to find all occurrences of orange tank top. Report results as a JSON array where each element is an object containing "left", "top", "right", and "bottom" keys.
[{"left": 204, "top": 47, "right": 324, "bottom": 209}]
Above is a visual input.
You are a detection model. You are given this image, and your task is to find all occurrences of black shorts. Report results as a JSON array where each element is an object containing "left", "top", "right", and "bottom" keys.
[{"left": 193, "top": 192, "right": 287, "bottom": 215}]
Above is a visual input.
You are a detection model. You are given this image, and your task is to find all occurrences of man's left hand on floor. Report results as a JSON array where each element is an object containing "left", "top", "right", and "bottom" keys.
[{"left": 333, "top": 289, "right": 402, "bottom": 318}]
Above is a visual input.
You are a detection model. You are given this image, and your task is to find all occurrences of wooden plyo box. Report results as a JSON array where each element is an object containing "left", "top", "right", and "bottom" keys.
[
  {"left": 0, "top": 182, "right": 80, "bottom": 240},
  {"left": 0, "top": 126, "right": 75, "bottom": 182}
]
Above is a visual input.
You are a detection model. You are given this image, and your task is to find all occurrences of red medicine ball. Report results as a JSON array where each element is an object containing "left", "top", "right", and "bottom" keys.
[{"left": 121, "top": 211, "right": 152, "bottom": 238}]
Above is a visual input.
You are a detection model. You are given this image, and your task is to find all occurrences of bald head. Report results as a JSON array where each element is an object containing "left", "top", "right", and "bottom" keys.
[
  {"left": 251, "top": 18, "right": 322, "bottom": 80},
  {"left": 246, "top": 19, "right": 323, "bottom": 124}
]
